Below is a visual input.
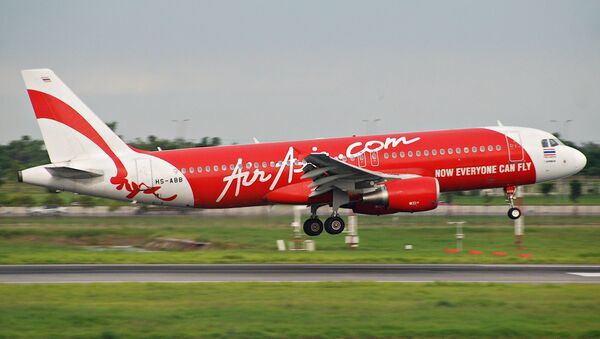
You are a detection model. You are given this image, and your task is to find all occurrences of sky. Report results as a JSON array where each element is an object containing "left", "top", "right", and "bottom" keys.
[{"left": 1, "top": 0, "right": 599, "bottom": 145}]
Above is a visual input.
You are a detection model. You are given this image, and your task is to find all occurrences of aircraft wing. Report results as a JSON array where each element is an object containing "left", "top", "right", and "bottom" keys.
[{"left": 302, "top": 153, "right": 419, "bottom": 197}]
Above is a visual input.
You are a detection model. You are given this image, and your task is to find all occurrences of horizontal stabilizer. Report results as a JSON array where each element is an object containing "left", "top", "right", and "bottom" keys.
[{"left": 45, "top": 166, "right": 103, "bottom": 179}]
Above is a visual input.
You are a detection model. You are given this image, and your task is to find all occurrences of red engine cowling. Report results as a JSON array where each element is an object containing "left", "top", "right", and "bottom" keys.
[{"left": 354, "top": 177, "right": 439, "bottom": 215}]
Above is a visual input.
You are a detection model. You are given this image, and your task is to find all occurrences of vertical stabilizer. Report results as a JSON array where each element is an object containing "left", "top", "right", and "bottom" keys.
[{"left": 22, "top": 69, "right": 131, "bottom": 163}]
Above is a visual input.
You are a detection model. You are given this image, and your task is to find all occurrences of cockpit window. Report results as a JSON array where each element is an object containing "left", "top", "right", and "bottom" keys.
[
  {"left": 541, "top": 139, "right": 549, "bottom": 148},
  {"left": 549, "top": 139, "right": 559, "bottom": 147}
]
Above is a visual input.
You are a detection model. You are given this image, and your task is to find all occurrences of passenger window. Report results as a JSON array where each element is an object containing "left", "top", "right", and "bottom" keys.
[
  {"left": 448, "top": 148, "right": 453, "bottom": 155},
  {"left": 197, "top": 167, "right": 202, "bottom": 173},
  {"left": 189, "top": 167, "right": 194, "bottom": 173},
  {"left": 230, "top": 164, "right": 235, "bottom": 170},
  {"left": 480, "top": 146, "right": 485, "bottom": 152},
  {"left": 472, "top": 146, "right": 477, "bottom": 153},
  {"left": 416, "top": 150, "right": 421, "bottom": 157},
  {"left": 496, "top": 145, "right": 501, "bottom": 151},
  {"left": 440, "top": 149, "right": 445, "bottom": 155},
  {"left": 392, "top": 152, "right": 397, "bottom": 158},
  {"left": 246, "top": 162, "right": 252, "bottom": 169},
  {"left": 205, "top": 166, "right": 211, "bottom": 172},
  {"left": 408, "top": 151, "right": 413, "bottom": 157},
  {"left": 541, "top": 139, "right": 549, "bottom": 148},
  {"left": 549, "top": 139, "right": 559, "bottom": 147},
  {"left": 270, "top": 161, "right": 275, "bottom": 168},
  {"left": 464, "top": 147, "right": 469, "bottom": 154},
  {"left": 432, "top": 149, "right": 437, "bottom": 156},
  {"left": 277, "top": 161, "right": 282, "bottom": 167},
  {"left": 254, "top": 162, "right": 259, "bottom": 169},
  {"left": 214, "top": 165, "right": 219, "bottom": 172},
  {"left": 262, "top": 162, "right": 267, "bottom": 168},
  {"left": 424, "top": 150, "right": 429, "bottom": 156},
  {"left": 400, "top": 152, "right": 405, "bottom": 158},
  {"left": 488, "top": 145, "right": 493, "bottom": 151},
  {"left": 222, "top": 164, "right": 227, "bottom": 171},
  {"left": 455, "top": 147, "right": 461, "bottom": 154},
  {"left": 181, "top": 168, "right": 186, "bottom": 174},
  {"left": 384, "top": 153, "right": 389, "bottom": 159}
]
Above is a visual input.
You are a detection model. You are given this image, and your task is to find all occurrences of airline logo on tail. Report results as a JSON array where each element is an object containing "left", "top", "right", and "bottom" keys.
[{"left": 22, "top": 69, "right": 177, "bottom": 202}]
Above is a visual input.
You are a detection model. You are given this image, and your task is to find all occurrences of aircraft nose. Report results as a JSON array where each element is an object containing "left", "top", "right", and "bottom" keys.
[{"left": 572, "top": 148, "right": 587, "bottom": 173}]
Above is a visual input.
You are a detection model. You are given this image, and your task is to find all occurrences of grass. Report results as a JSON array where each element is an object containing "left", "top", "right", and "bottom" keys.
[
  {"left": 1, "top": 215, "right": 600, "bottom": 264},
  {"left": 0, "top": 282, "right": 599, "bottom": 338}
]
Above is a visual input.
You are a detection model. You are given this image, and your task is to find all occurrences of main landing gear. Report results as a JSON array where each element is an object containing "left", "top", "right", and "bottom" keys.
[
  {"left": 504, "top": 186, "right": 522, "bottom": 220},
  {"left": 303, "top": 191, "right": 348, "bottom": 236},
  {"left": 303, "top": 215, "right": 346, "bottom": 236}
]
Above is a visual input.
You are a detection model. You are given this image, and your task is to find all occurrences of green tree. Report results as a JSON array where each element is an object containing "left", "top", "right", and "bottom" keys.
[
  {"left": 77, "top": 195, "right": 96, "bottom": 207},
  {"left": 578, "top": 142, "right": 600, "bottom": 176},
  {"left": 569, "top": 180, "right": 582, "bottom": 203},
  {"left": 44, "top": 194, "right": 64, "bottom": 206},
  {"left": 106, "top": 121, "right": 118, "bottom": 132},
  {"left": 0, "top": 136, "right": 49, "bottom": 179},
  {"left": 11, "top": 194, "right": 36, "bottom": 207},
  {"left": 540, "top": 182, "right": 555, "bottom": 197}
]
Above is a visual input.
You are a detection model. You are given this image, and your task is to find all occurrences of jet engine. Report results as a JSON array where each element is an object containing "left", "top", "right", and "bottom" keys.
[{"left": 353, "top": 177, "right": 439, "bottom": 215}]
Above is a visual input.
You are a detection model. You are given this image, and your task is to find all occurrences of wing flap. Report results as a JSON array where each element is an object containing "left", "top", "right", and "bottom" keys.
[{"left": 303, "top": 153, "right": 420, "bottom": 195}]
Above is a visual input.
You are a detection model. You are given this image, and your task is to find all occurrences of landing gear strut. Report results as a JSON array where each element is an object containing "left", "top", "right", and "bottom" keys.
[{"left": 504, "top": 186, "right": 522, "bottom": 220}]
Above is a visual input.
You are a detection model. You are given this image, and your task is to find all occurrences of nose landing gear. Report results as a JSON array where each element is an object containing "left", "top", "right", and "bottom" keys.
[{"left": 505, "top": 186, "right": 522, "bottom": 219}]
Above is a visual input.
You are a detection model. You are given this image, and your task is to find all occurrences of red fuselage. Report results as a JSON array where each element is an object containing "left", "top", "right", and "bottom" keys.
[{"left": 150, "top": 128, "right": 535, "bottom": 208}]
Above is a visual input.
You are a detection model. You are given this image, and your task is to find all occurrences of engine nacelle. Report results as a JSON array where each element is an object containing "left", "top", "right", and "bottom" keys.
[{"left": 356, "top": 177, "right": 439, "bottom": 215}]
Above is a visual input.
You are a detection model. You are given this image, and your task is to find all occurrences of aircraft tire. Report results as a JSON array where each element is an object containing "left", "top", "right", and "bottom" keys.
[
  {"left": 508, "top": 207, "right": 521, "bottom": 220},
  {"left": 324, "top": 216, "right": 345, "bottom": 235},
  {"left": 303, "top": 218, "right": 323, "bottom": 236}
]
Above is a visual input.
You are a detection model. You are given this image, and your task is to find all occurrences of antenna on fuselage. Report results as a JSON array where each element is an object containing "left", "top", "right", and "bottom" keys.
[{"left": 497, "top": 120, "right": 504, "bottom": 127}]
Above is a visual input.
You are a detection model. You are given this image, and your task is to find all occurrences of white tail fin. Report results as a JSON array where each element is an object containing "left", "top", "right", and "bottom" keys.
[{"left": 21, "top": 69, "right": 131, "bottom": 164}]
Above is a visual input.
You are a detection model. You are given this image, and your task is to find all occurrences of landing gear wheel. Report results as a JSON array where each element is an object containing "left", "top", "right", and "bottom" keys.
[
  {"left": 508, "top": 207, "right": 521, "bottom": 220},
  {"left": 324, "top": 216, "right": 345, "bottom": 235},
  {"left": 303, "top": 218, "right": 323, "bottom": 236}
]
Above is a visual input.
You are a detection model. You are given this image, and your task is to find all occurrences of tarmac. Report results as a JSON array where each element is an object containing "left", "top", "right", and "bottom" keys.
[{"left": 1, "top": 264, "right": 600, "bottom": 283}]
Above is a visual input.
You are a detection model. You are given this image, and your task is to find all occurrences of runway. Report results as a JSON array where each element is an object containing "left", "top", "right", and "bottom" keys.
[{"left": 1, "top": 264, "right": 600, "bottom": 283}]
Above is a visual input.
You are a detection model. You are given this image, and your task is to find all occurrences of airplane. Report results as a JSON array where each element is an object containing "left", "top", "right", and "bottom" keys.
[{"left": 18, "top": 69, "right": 587, "bottom": 236}]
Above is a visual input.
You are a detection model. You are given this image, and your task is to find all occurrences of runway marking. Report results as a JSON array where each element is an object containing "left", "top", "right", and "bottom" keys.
[{"left": 568, "top": 273, "right": 600, "bottom": 277}]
